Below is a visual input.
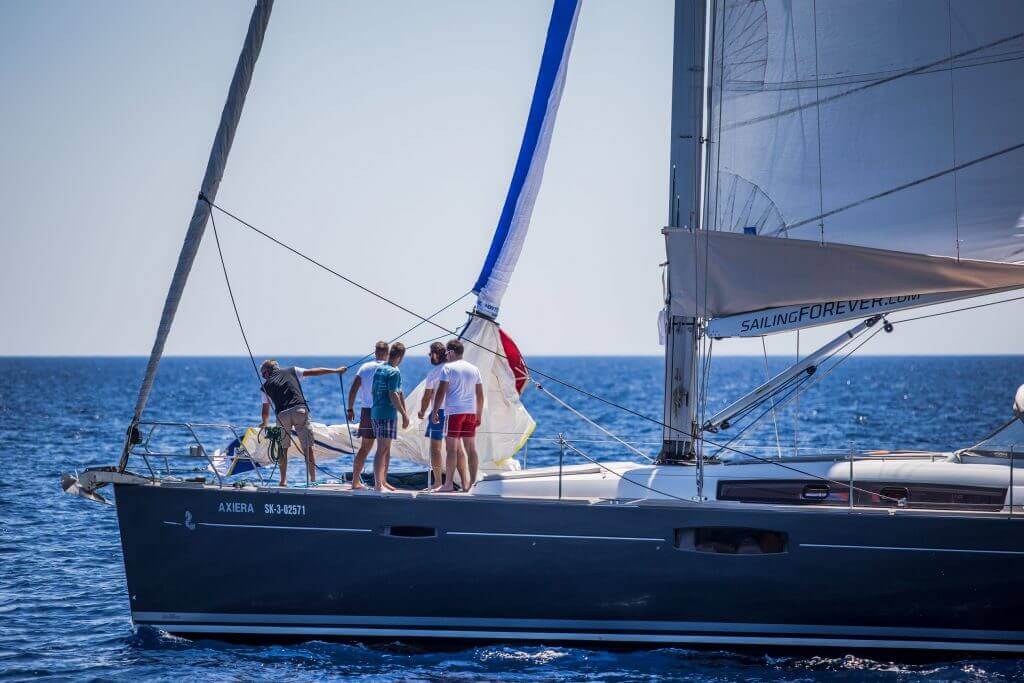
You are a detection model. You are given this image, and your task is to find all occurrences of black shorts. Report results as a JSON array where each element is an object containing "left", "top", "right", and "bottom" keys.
[{"left": 357, "top": 407, "right": 375, "bottom": 439}]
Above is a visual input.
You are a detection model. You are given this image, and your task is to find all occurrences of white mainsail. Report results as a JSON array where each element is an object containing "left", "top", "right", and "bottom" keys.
[{"left": 672, "top": 0, "right": 1024, "bottom": 336}]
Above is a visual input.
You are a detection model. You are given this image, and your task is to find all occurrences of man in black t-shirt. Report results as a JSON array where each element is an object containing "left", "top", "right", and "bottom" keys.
[{"left": 259, "top": 359, "right": 347, "bottom": 486}]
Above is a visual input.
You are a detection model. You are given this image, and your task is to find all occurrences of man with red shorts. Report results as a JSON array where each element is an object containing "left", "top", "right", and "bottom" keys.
[{"left": 431, "top": 339, "right": 484, "bottom": 492}]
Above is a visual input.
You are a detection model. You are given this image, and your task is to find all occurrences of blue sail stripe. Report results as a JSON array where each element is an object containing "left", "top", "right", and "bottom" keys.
[{"left": 472, "top": 0, "right": 580, "bottom": 297}]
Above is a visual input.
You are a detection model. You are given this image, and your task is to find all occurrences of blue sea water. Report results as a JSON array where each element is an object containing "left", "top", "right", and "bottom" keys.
[{"left": 3, "top": 355, "right": 1024, "bottom": 681}]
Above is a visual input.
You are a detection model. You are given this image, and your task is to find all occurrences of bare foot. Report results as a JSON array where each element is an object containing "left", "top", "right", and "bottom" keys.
[
  {"left": 383, "top": 482, "right": 398, "bottom": 492},
  {"left": 278, "top": 482, "right": 288, "bottom": 488},
  {"left": 351, "top": 482, "right": 366, "bottom": 490},
  {"left": 438, "top": 485, "right": 455, "bottom": 493}
]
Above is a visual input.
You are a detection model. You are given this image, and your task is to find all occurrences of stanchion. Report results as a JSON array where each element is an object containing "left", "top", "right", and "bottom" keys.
[{"left": 558, "top": 434, "right": 565, "bottom": 500}]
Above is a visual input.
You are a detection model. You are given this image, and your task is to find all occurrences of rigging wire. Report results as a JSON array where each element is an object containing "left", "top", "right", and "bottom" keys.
[
  {"left": 209, "top": 210, "right": 260, "bottom": 381},
  {"left": 207, "top": 199, "right": 465, "bottom": 485},
  {"left": 715, "top": 322, "right": 886, "bottom": 457},
  {"left": 535, "top": 384, "right": 904, "bottom": 506},
  {"left": 762, "top": 336, "right": 784, "bottom": 459},
  {"left": 210, "top": 209, "right": 315, "bottom": 482},
  {"left": 893, "top": 292, "right": 1024, "bottom": 324},
  {"left": 559, "top": 439, "right": 688, "bottom": 502},
  {"left": 793, "top": 329, "right": 801, "bottom": 457},
  {"left": 204, "top": 198, "right": 672, "bottom": 429},
  {"left": 708, "top": 373, "right": 814, "bottom": 459},
  {"left": 532, "top": 381, "right": 655, "bottom": 463}
]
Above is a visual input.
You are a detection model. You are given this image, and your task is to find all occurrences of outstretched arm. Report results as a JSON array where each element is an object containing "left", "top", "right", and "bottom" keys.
[
  {"left": 260, "top": 402, "right": 270, "bottom": 427},
  {"left": 302, "top": 366, "right": 347, "bottom": 377}
]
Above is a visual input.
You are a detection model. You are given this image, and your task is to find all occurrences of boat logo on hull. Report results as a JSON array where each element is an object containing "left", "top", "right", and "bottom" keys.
[{"left": 184, "top": 511, "right": 196, "bottom": 531}]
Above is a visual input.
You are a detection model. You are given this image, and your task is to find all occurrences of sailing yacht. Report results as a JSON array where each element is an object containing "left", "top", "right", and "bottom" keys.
[{"left": 65, "top": 0, "right": 1024, "bottom": 652}]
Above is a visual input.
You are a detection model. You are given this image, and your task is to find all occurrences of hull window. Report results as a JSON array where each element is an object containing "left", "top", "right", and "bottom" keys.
[
  {"left": 718, "top": 480, "right": 1005, "bottom": 511},
  {"left": 383, "top": 526, "right": 437, "bottom": 539},
  {"left": 675, "top": 527, "right": 787, "bottom": 555}
]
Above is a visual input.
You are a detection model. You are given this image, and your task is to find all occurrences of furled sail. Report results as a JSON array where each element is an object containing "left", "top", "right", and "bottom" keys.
[
  {"left": 391, "top": 316, "right": 535, "bottom": 473},
  {"left": 390, "top": 1, "right": 582, "bottom": 471},
  {"left": 472, "top": 0, "right": 581, "bottom": 319},
  {"left": 674, "top": 0, "right": 1024, "bottom": 335}
]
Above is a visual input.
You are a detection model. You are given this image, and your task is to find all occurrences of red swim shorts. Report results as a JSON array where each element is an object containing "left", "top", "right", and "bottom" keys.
[{"left": 447, "top": 413, "right": 477, "bottom": 438}]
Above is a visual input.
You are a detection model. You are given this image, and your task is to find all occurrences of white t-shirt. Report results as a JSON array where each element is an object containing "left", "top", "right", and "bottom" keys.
[
  {"left": 356, "top": 360, "right": 384, "bottom": 408},
  {"left": 425, "top": 364, "right": 445, "bottom": 409},
  {"left": 261, "top": 366, "right": 308, "bottom": 405},
  {"left": 439, "top": 359, "right": 483, "bottom": 415}
]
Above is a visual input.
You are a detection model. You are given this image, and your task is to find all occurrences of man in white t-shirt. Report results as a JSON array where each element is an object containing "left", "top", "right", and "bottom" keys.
[
  {"left": 345, "top": 341, "right": 389, "bottom": 489},
  {"left": 430, "top": 338, "right": 484, "bottom": 492},
  {"left": 418, "top": 341, "right": 467, "bottom": 489}
]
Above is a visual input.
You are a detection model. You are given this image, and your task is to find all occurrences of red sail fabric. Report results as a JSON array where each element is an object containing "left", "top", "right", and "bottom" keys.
[{"left": 499, "top": 329, "right": 529, "bottom": 395}]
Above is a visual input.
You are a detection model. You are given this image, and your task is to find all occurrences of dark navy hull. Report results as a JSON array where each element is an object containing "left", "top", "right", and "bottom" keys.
[{"left": 114, "top": 483, "right": 1024, "bottom": 651}]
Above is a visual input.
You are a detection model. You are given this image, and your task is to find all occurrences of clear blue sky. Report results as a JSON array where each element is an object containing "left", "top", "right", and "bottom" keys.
[{"left": 1, "top": 0, "right": 1021, "bottom": 357}]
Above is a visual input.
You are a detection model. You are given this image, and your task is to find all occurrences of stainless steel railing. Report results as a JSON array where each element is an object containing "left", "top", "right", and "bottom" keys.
[{"left": 128, "top": 421, "right": 265, "bottom": 487}]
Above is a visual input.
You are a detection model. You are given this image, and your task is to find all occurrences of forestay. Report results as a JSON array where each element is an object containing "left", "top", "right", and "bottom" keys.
[{"left": 677, "top": 0, "right": 1024, "bottom": 335}]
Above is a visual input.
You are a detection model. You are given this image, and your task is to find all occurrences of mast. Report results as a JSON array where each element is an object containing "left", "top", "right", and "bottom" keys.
[
  {"left": 119, "top": 0, "right": 273, "bottom": 470},
  {"left": 660, "top": 0, "right": 707, "bottom": 462}
]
